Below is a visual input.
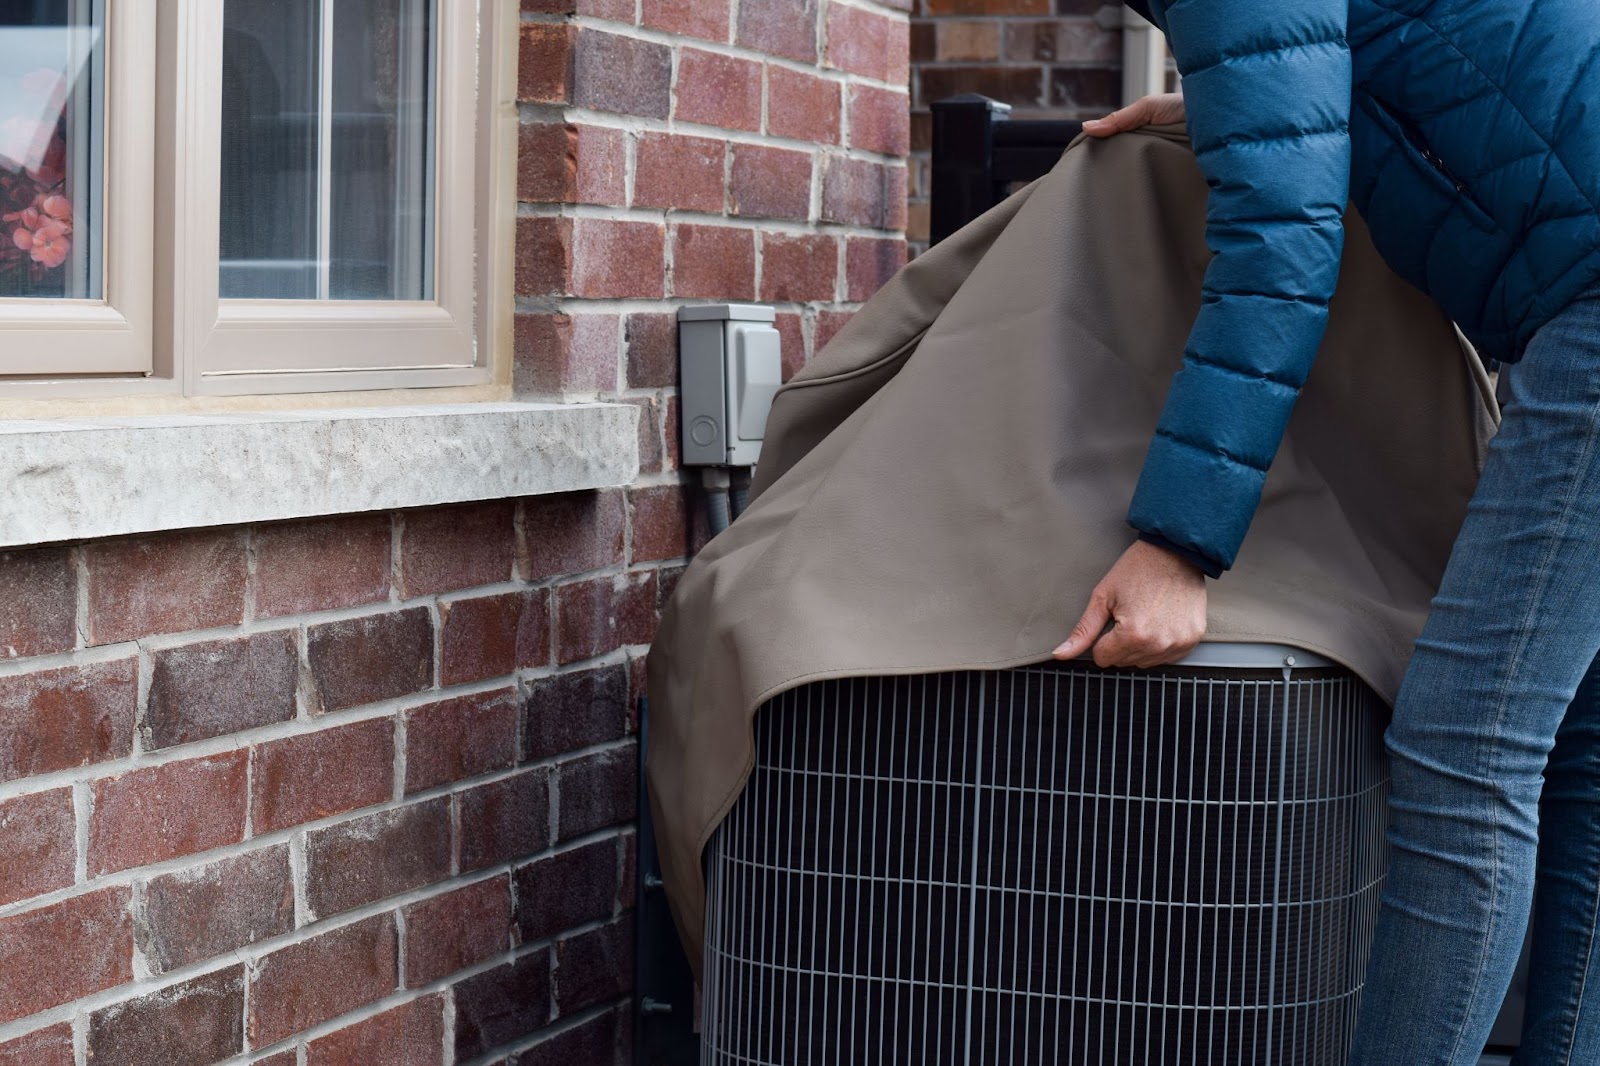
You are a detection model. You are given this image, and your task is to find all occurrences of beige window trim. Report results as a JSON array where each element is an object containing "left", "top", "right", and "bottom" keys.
[{"left": 0, "top": 4, "right": 156, "bottom": 376}]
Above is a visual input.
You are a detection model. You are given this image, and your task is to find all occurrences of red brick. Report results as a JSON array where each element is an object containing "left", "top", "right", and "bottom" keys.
[
  {"left": 663, "top": 392, "right": 683, "bottom": 468},
  {"left": 1005, "top": 18, "right": 1119, "bottom": 64},
  {"left": 144, "top": 630, "right": 298, "bottom": 750},
  {"left": 822, "top": 155, "right": 907, "bottom": 229},
  {"left": 0, "top": 887, "right": 133, "bottom": 1025},
  {"left": 519, "top": 490, "right": 627, "bottom": 580},
  {"left": 0, "top": 788, "right": 73, "bottom": 907},
  {"left": 304, "top": 799, "right": 452, "bottom": 918},
  {"left": 0, "top": 1023, "right": 72, "bottom": 1066},
  {"left": 760, "top": 232, "right": 838, "bottom": 303},
  {"left": 515, "top": 216, "right": 572, "bottom": 296},
  {"left": 825, "top": 2, "right": 909, "bottom": 83},
  {"left": 555, "top": 747, "right": 636, "bottom": 841},
  {"left": 251, "top": 718, "right": 395, "bottom": 834},
  {"left": 624, "top": 312, "right": 677, "bottom": 389},
  {"left": 553, "top": 916, "right": 632, "bottom": 1018},
  {"left": 629, "top": 484, "right": 692, "bottom": 562},
  {"left": 253, "top": 514, "right": 392, "bottom": 617},
  {"left": 776, "top": 311, "right": 807, "bottom": 380},
  {"left": 919, "top": 65, "right": 1042, "bottom": 108},
  {"left": 87, "top": 966, "right": 245, "bottom": 1066},
  {"left": 572, "top": 219, "right": 667, "bottom": 299},
  {"left": 522, "top": 663, "right": 630, "bottom": 761},
  {"left": 138, "top": 845, "right": 294, "bottom": 974},
  {"left": 910, "top": 19, "right": 935, "bottom": 62},
  {"left": 406, "top": 690, "right": 519, "bottom": 794},
  {"left": 572, "top": 28, "right": 671, "bottom": 118},
  {"left": 730, "top": 144, "right": 813, "bottom": 221},
  {"left": 846, "top": 235, "right": 907, "bottom": 301},
  {"left": 512, "top": 1006, "right": 626, "bottom": 1066},
  {"left": 517, "top": 122, "right": 571, "bottom": 202},
  {"left": 939, "top": 19, "right": 1001, "bottom": 60},
  {"left": 90, "top": 752, "right": 248, "bottom": 875},
  {"left": 0, "top": 656, "right": 136, "bottom": 785},
  {"left": 674, "top": 48, "right": 761, "bottom": 132},
  {"left": 1050, "top": 66, "right": 1120, "bottom": 113},
  {"left": 571, "top": 124, "right": 627, "bottom": 206},
  {"left": 253, "top": 1055, "right": 297, "bottom": 1066},
  {"left": 85, "top": 530, "right": 245, "bottom": 645},
  {"left": 736, "top": 0, "right": 818, "bottom": 62},
  {"left": 440, "top": 592, "right": 549, "bottom": 686},
  {"left": 625, "top": 395, "right": 665, "bottom": 475},
  {"left": 513, "top": 312, "right": 620, "bottom": 396},
  {"left": 452, "top": 951, "right": 551, "bottom": 1061},
  {"left": 633, "top": 132, "right": 724, "bottom": 213},
  {"left": 832, "top": 3, "right": 908, "bottom": 83},
  {"left": 554, "top": 571, "right": 656, "bottom": 665},
  {"left": 307, "top": 995, "right": 445, "bottom": 1066},
  {"left": 248, "top": 913, "right": 399, "bottom": 1047},
  {"left": 398, "top": 502, "right": 516, "bottom": 598},
  {"left": 671, "top": 224, "right": 756, "bottom": 300},
  {"left": 457, "top": 770, "right": 549, "bottom": 873},
  {"left": 518, "top": 23, "right": 574, "bottom": 103},
  {"left": 305, "top": 608, "right": 433, "bottom": 713},
  {"left": 0, "top": 548, "right": 73, "bottom": 660},
  {"left": 767, "top": 66, "right": 842, "bottom": 145},
  {"left": 816, "top": 308, "right": 855, "bottom": 351},
  {"left": 513, "top": 838, "right": 619, "bottom": 942},
  {"left": 924, "top": 0, "right": 1048, "bottom": 11},
  {"left": 641, "top": 0, "right": 728, "bottom": 40},
  {"left": 848, "top": 84, "right": 911, "bottom": 155},
  {"left": 402, "top": 877, "right": 511, "bottom": 987}
]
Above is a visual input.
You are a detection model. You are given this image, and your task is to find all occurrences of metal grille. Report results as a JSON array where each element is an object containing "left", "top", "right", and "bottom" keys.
[{"left": 701, "top": 658, "right": 1390, "bottom": 1065}]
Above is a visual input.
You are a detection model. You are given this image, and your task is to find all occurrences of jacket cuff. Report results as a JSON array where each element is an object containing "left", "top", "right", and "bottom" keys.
[{"left": 1135, "top": 530, "right": 1225, "bottom": 579}]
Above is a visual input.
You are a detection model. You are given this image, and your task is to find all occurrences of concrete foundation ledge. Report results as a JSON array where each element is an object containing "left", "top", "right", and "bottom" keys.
[{"left": 0, "top": 402, "right": 641, "bottom": 549}]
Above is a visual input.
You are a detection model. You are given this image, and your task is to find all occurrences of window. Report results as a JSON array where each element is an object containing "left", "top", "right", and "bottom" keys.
[
  {"left": 0, "top": 1, "right": 153, "bottom": 374},
  {"left": 0, "top": 0, "right": 506, "bottom": 397}
]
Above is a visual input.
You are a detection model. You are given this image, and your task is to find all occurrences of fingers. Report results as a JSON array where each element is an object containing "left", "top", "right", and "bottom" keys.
[
  {"left": 1052, "top": 591, "right": 1112, "bottom": 660},
  {"left": 1092, "top": 622, "right": 1196, "bottom": 670},
  {"left": 1082, "top": 98, "right": 1150, "bottom": 138}
]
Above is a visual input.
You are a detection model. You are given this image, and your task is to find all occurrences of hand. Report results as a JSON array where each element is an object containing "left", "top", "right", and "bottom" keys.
[
  {"left": 1081, "top": 93, "right": 1186, "bottom": 138},
  {"left": 1052, "top": 540, "right": 1208, "bottom": 668}
]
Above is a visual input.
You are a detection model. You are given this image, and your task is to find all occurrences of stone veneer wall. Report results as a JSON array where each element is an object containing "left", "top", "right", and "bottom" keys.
[{"left": 0, "top": 0, "right": 911, "bottom": 1063}]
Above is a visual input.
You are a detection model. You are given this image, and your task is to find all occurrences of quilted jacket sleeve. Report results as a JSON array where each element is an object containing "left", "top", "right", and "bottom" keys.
[{"left": 1126, "top": 0, "right": 1352, "bottom": 575}]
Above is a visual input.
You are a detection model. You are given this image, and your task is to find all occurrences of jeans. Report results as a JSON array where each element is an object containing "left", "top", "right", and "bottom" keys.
[{"left": 1346, "top": 296, "right": 1600, "bottom": 1064}]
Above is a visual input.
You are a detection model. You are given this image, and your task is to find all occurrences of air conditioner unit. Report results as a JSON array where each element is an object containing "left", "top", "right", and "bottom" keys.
[{"left": 700, "top": 646, "right": 1390, "bottom": 1065}]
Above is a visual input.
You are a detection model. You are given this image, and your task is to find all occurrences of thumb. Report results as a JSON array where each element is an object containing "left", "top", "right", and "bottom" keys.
[{"left": 1054, "top": 592, "right": 1113, "bottom": 659}]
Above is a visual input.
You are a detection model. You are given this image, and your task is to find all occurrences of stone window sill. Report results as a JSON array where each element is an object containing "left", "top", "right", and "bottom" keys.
[{"left": 0, "top": 402, "right": 640, "bottom": 550}]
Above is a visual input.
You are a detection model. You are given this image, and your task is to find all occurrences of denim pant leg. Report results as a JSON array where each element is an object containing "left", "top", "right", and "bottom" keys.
[
  {"left": 1347, "top": 297, "right": 1600, "bottom": 1066},
  {"left": 1518, "top": 649, "right": 1600, "bottom": 1063}
]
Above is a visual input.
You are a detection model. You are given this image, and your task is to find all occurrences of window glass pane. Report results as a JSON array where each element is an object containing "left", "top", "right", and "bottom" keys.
[
  {"left": 0, "top": 0, "right": 103, "bottom": 300},
  {"left": 220, "top": 0, "right": 435, "bottom": 302}
]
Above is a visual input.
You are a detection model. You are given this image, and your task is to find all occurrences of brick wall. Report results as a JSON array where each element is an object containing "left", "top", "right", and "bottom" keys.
[
  {"left": 907, "top": 0, "right": 1123, "bottom": 250},
  {"left": 0, "top": 502, "right": 647, "bottom": 1064},
  {"left": 0, "top": 2, "right": 912, "bottom": 1064}
]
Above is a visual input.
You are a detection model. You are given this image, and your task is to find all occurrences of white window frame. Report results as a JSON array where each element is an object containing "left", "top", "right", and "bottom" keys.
[
  {"left": 0, "top": 0, "right": 508, "bottom": 400},
  {"left": 0, "top": 2, "right": 155, "bottom": 377}
]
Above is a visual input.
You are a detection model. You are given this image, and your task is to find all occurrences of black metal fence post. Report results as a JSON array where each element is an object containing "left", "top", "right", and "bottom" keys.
[{"left": 930, "top": 93, "right": 1012, "bottom": 245}]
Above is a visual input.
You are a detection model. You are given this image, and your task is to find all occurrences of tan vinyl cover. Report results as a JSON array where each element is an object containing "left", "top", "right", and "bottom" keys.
[{"left": 644, "top": 126, "right": 1499, "bottom": 973}]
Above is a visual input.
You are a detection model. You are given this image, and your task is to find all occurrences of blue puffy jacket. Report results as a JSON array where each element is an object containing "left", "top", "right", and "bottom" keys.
[{"left": 1124, "top": 0, "right": 1600, "bottom": 578}]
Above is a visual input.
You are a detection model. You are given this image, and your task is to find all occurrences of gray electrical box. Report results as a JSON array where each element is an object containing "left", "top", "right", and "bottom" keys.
[{"left": 678, "top": 303, "right": 782, "bottom": 467}]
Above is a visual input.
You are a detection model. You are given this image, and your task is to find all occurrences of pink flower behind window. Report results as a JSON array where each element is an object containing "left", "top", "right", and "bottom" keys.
[{"left": 14, "top": 219, "right": 69, "bottom": 268}]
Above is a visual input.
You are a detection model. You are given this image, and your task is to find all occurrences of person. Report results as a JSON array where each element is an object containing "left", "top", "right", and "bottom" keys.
[{"left": 1048, "top": 1, "right": 1600, "bottom": 1062}]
